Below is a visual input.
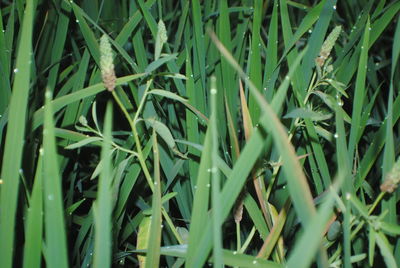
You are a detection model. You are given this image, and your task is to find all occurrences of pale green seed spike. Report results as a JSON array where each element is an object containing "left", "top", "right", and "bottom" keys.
[
  {"left": 158, "top": 20, "right": 168, "bottom": 44},
  {"left": 100, "top": 34, "right": 116, "bottom": 91},
  {"left": 316, "top": 26, "right": 342, "bottom": 67},
  {"left": 155, "top": 20, "right": 168, "bottom": 60},
  {"left": 381, "top": 157, "right": 400, "bottom": 193}
]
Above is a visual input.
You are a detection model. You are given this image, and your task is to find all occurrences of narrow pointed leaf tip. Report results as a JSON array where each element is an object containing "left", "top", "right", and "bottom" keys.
[{"left": 100, "top": 34, "right": 116, "bottom": 92}]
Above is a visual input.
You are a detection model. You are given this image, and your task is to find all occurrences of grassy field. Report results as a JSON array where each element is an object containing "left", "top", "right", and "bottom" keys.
[{"left": 1, "top": 0, "right": 400, "bottom": 267}]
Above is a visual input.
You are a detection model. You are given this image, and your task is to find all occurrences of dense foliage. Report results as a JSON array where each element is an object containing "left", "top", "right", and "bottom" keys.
[{"left": 0, "top": 0, "right": 400, "bottom": 267}]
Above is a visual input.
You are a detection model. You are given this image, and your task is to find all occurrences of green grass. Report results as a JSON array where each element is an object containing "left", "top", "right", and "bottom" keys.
[{"left": 1, "top": 0, "right": 400, "bottom": 267}]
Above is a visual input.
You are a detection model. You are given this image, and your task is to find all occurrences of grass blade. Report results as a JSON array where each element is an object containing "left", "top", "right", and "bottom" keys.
[
  {"left": 42, "top": 89, "right": 69, "bottom": 268},
  {"left": 145, "top": 132, "right": 162, "bottom": 268},
  {"left": 93, "top": 102, "right": 113, "bottom": 268},
  {"left": 0, "top": 1, "right": 35, "bottom": 267}
]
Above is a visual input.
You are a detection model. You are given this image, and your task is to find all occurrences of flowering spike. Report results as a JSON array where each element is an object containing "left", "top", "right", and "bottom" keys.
[
  {"left": 381, "top": 158, "right": 400, "bottom": 193},
  {"left": 154, "top": 20, "right": 168, "bottom": 60},
  {"left": 100, "top": 34, "right": 116, "bottom": 92},
  {"left": 316, "top": 26, "right": 342, "bottom": 67}
]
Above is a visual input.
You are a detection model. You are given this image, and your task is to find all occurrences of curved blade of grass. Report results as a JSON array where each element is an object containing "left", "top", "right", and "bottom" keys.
[
  {"left": 32, "top": 73, "right": 145, "bottom": 131},
  {"left": 93, "top": 102, "right": 113, "bottom": 268},
  {"left": 0, "top": 1, "right": 35, "bottom": 267},
  {"left": 43, "top": 89, "right": 69, "bottom": 268}
]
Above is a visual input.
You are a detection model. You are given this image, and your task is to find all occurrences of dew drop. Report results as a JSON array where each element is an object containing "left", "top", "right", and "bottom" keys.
[
  {"left": 333, "top": 5, "right": 336, "bottom": 10},
  {"left": 76, "top": 19, "right": 79, "bottom": 23},
  {"left": 210, "top": 88, "right": 217, "bottom": 95},
  {"left": 233, "top": 251, "right": 237, "bottom": 255},
  {"left": 13, "top": 68, "right": 18, "bottom": 73},
  {"left": 334, "top": 133, "right": 339, "bottom": 138},
  {"left": 48, "top": 194, "right": 54, "bottom": 201},
  {"left": 345, "top": 193, "right": 351, "bottom": 200},
  {"left": 206, "top": 183, "right": 210, "bottom": 187}
]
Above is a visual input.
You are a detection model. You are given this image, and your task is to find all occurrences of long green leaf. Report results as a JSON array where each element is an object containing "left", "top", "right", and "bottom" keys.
[{"left": 0, "top": 1, "right": 35, "bottom": 267}]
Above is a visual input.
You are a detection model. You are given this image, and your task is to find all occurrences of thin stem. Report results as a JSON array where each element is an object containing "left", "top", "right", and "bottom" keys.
[
  {"left": 111, "top": 83, "right": 154, "bottom": 192},
  {"left": 236, "top": 222, "right": 241, "bottom": 252}
]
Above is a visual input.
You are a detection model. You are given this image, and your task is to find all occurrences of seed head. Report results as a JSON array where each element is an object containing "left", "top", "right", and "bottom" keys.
[
  {"left": 380, "top": 158, "right": 400, "bottom": 193},
  {"left": 100, "top": 34, "right": 116, "bottom": 91},
  {"left": 157, "top": 20, "right": 168, "bottom": 44},
  {"left": 316, "top": 26, "right": 342, "bottom": 67}
]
